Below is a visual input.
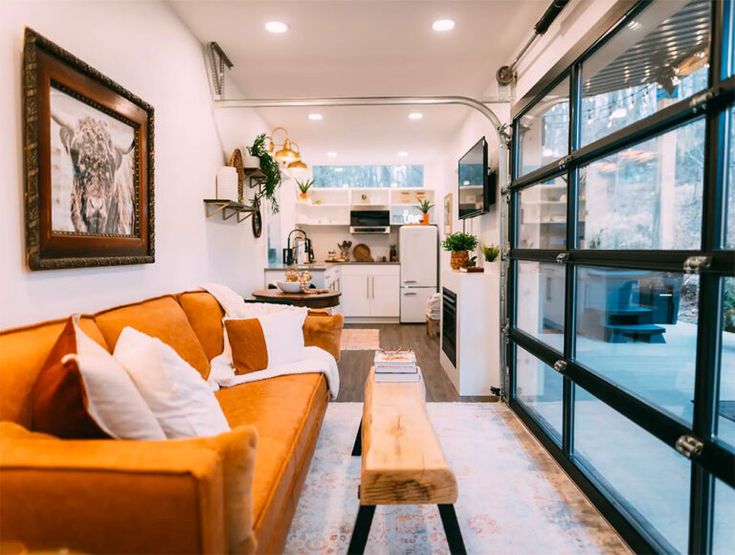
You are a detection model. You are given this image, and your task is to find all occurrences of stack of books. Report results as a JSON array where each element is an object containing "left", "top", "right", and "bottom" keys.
[{"left": 374, "top": 350, "right": 420, "bottom": 382}]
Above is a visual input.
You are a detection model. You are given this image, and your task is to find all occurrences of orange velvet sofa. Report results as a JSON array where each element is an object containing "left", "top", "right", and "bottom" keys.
[{"left": 0, "top": 291, "right": 343, "bottom": 554}]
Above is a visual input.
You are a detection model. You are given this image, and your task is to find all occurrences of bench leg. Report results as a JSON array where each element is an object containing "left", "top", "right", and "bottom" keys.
[
  {"left": 351, "top": 417, "right": 362, "bottom": 456},
  {"left": 347, "top": 504, "right": 375, "bottom": 554},
  {"left": 438, "top": 504, "right": 467, "bottom": 554}
]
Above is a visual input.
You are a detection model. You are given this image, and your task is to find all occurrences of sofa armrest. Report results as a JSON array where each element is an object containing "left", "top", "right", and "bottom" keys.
[
  {"left": 304, "top": 311, "right": 344, "bottom": 362},
  {"left": 0, "top": 434, "right": 227, "bottom": 554}
]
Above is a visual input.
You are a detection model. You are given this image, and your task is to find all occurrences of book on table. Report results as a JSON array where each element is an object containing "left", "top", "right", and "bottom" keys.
[
  {"left": 374, "top": 349, "right": 417, "bottom": 374},
  {"left": 374, "top": 366, "right": 422, "bottom": 382}
]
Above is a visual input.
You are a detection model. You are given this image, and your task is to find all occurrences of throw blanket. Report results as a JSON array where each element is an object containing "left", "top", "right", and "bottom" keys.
[{"left": 201, "top": 283, "right": 340, "bottom": 399}]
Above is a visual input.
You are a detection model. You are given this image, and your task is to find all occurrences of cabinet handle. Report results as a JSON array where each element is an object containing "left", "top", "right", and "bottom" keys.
[
  {"left": 366, "top": 276, "right": 369, "bottom": 299},
  {"left": 404, "top": 291, "right": 417, "bottom": 296},
  {"left": 370, "top": 276, "right": 374, "bottom": 299}
]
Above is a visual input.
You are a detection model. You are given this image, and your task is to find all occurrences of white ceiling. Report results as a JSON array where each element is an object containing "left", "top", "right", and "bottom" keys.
[{"left": 170, "top": 0, "right": 548, "bottom": 163}]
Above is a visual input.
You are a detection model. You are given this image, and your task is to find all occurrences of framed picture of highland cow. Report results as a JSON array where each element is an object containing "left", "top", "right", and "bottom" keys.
[{"left": 23, "top": 28, "right": 154, "bottom": 270}]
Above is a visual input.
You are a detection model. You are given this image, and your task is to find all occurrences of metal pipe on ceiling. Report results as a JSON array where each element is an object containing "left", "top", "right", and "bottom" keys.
[
  {"left": 213, "top": 95, "right": 505, "bottom": 134},
  {"left": 497, "top": 0, "right": 570, "bottom": 85}
]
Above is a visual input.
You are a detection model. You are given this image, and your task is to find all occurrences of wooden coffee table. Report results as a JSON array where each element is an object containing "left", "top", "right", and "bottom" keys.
[{"left": 348, "top": 368, "right": 466, "bottom": 554}]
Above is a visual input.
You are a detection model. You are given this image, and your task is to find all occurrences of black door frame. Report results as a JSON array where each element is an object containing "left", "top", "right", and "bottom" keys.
[{"left": 506, "top": 1, "right": 735, "bottom": 553}]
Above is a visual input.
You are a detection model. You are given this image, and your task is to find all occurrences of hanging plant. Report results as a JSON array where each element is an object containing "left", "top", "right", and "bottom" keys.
[{"left": 247, "top": 133, "right": 282, "bottom": 213}]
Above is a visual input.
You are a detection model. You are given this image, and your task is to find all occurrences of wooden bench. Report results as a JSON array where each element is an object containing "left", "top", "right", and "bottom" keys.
[{"left": 348, "top": 368, "right": 466, "bottom": 554}]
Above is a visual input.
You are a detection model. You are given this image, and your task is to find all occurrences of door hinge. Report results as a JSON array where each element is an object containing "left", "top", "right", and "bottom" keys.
[
  {"left": 689, "top": 90, "right": 713, "bottom": 114},
  {"left": 553, "top": 359, "right": 567, "bottom": 373},
  {"left": 501, "top": 185, "right": 511, "bottom": 197},
  {"left": 556, "top": 252, "right": 570, "bottom": 265},
  {"left": 675, "top": 434, "right": 704, "bottom": 459},
  {"left": 501, "top": 248, "right": 511, "bottom": 261},
  {"left": 683, "top": 255, "right": 712, "bottom": 274},
  {"left": 498, "top": 124, "right": 513, "bottom": 147}
]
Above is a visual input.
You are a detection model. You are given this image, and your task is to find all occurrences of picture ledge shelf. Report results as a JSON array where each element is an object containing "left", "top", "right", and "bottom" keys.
[{"left": 203, "top": 199, "right": 256, "bottom": 223}]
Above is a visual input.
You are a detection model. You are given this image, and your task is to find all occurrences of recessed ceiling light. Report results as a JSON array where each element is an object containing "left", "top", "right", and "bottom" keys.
[
  {"left": 432, "top": 19, "right": 455, "bottom": 32},
  {"left": 327, "top": 151, "right": 337, "bottom": 157},
  {"left": 308, "top": 113, "right": 323, "bottom": 121},
  {"left": 265, "top": 21, "right": 288, "bottom": 33},
  {"left": 397, "top": 151, "right": 408, "bottom": 157},
  {"left": 408, "top": 112, "right": 423, "bottom": 120},
  {"left": 334, "top": 167, "right": 344, "bottom": 172}
]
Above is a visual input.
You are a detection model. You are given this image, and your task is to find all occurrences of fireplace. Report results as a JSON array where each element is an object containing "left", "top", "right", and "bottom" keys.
[{"left": 442, "top": 287, "right": 457, "bottom": 366}]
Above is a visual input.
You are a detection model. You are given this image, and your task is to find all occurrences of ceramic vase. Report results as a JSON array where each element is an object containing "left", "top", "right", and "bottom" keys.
[{"left": 450, "top": 250, "right": 469, "bottom": 270}]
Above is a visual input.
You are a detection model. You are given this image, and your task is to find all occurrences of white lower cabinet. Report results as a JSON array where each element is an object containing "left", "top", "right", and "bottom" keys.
[{"left": 340, "top": 265, "right": 399, "bottom": 318}]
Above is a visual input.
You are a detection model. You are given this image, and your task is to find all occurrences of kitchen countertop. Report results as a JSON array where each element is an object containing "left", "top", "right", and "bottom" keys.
[{"left": 265, "top": 261, "right": 399, "bottom": 270}]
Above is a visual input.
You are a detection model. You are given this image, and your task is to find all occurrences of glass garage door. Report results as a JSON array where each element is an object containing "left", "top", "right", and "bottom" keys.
[{"left": 506, "top": 1, "right": 735, "bottom": 552}]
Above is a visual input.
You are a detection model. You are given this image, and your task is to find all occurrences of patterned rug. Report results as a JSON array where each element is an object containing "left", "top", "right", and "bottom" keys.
[
  {"left": 340, "top": 329, "right": 380, "bottom": 351},
  {"left": 284, "top": 402, "right": 630, "bottom": 554}
]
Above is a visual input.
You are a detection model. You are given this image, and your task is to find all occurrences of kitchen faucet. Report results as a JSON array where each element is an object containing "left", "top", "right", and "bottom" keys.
[{"left": 283, "top": 228, "right": 314, "bottom": 265}]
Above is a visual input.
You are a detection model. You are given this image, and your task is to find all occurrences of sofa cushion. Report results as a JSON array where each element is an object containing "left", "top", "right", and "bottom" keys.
[
  {"left": 215, "top": 374, "right": 328, "bottom": 541},
  {"left": 114, "top": 327, "right": 229, "bottom": 438},
  {"left": 177, "top": 291, "right": 225, "bottom": 362},
  {"left": 303, "top": 309, "right": 344, "bottom": 361},
  {"left": 32, "top": 318, "right": 165, "bottom": 440},
  {"left": 94, "top": 295, "right": 210, "bottom": 380},
  {"left": 0, "top": 317, "right": 107, "bottom": 427}
]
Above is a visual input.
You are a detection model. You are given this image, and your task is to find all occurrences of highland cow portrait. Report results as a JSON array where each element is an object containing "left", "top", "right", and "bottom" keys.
[
  {"left": 23, "top": 28, "right": 154, "bottom": 270},
  {"left": 50, "top": 88, "right": 136, "bottom": 236}
]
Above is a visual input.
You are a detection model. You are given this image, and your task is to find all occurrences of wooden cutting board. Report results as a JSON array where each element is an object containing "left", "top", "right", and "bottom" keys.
[{"left": 353, "top": 243, "right": 372, "bottom": 262}]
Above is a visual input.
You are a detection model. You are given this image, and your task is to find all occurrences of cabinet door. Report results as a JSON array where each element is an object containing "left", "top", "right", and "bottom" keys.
[
  {"left": 340, "top": 273, "right": 371, "bottom": 317},
  {"left": 370, "top": 274, "right": 400, "bottom": 317}
]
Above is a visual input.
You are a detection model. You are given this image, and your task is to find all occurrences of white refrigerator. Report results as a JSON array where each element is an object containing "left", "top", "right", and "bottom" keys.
[{"left": 399, "top": 225, "right": 438, "bottom": 323}]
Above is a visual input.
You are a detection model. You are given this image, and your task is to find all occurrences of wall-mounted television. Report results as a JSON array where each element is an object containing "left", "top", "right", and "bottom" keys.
[{"left": 458, "top": 137, "right": 495, "bottom": 219}]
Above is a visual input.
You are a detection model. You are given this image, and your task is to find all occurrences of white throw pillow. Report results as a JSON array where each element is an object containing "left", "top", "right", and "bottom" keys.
[
  {"left": 114, "top": 327, "right": 230, "bottom": 438},
  {"left": 60, "top": 321, "right": 166, "bottom": 440},
  {"left": 224, "top": 307, "right": 308, "bottom": 370}
]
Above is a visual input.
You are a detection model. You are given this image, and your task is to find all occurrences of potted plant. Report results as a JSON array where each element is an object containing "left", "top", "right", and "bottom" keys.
[
  {"left": 441, "top": 232, "right": 478, "bottom": 270},
  {"left": 296, "top": 178, "right": 313, "bottom": 202},
  {"left": 247, "top": 133, "right": 282, "bottom": 213},
  {"left": 481, "top": 243, "right": 500, "bottom": 273},
  {"left": 416, "top": 198, "right": 435, "bottom": 224}
]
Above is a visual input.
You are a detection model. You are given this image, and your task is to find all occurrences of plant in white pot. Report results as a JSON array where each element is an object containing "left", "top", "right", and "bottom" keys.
[
  {"left": 481, "top": 243, "right": 500, "bottom": 272},
  {"left": 441, "top": 232, "right": 478, "bottom": 270}
]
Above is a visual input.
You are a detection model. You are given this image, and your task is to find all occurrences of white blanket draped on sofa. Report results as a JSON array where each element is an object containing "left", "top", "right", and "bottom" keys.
[{"left": 201, "top": 283, "right": 340, "bottom": 399}]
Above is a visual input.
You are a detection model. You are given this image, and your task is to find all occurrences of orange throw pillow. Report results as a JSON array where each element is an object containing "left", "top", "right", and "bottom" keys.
[
  {"left": 32, "top": 319, "right": 108, "bottom": 439},
  {"left": 31, "top": 318, "right": 165, "bottom": 440},
  {"left": 224, "top": 319, "right": 268, "bottom": 375}
]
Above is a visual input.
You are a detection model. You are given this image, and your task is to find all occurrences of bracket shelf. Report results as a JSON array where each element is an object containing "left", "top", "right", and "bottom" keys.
[{"left": 203, "top": 199, "right": 256, "bottom": 223}]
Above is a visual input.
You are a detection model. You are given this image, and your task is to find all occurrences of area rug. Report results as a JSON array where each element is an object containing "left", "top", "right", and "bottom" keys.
[
  {"left": 284, "top": 402, "right": 630, "bottom": 554},
  {"left": 340, "top": 329, "right": 380, "bottom": 351}
]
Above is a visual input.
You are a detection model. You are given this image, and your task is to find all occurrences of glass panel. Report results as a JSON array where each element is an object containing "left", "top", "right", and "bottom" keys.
[
  {"left": 574, "top": 386, "right": 691, "bottom": 553},
  {"left": 515, "top": 345, "right": 563, "bottom": 440},
  {"left": 727, "top": 108, "right": 735, "bottom": 248},
  {"left": 575, "top": 267, "right": 698, "bottom": 424},
  {"left": 517, "top": 77, "right": 569, "bottom": 176},
  {"left": 517, "top": 176, "right": 567, "bottom": 249},
  {"left": 579, "top": 119, "right": 705, "bottom": 250},
  {"left": 517, "top": 261, "right": 565, "bottom": 352},
  {"left": 581, "top": 0, "right": 711, "bottom": 146},
  {"left": 312, "top": 165, "right": 423, "bottom": 188},
  {"left": 720, "top": 277, "right": 735, "bottom": 450},
  {"left": 713, "top": 479, "right": 735, "bottom": 555}
]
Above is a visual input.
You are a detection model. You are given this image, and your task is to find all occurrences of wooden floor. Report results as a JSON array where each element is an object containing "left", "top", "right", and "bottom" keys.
[{"left": 336, "top": 323, "right": 494, "bottom": 403}]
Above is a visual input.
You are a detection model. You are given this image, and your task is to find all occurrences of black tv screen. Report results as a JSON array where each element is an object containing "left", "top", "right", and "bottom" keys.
[{"left": 458, "top": 137, "right": 494, "bottom": 219}]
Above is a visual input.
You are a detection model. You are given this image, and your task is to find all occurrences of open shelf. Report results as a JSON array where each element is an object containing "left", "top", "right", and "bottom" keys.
[{"left": 203, "top": 199, "right": 256, "bottom": 223}]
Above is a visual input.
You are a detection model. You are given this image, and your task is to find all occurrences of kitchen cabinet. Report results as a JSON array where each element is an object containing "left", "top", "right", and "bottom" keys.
[{"left": 340, "top": 265, "right": 399, "bottom": 319}]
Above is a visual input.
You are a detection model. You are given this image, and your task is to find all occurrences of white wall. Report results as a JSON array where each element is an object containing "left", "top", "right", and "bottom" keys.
[
  {"left": 0, "top": 0, "right": 269, "bottom": 328},
  {"left": 435, "top": 104, "right": 510, "bottom": 275}
]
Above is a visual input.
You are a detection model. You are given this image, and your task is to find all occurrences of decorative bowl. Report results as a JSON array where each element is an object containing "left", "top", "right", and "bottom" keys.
[{"left": 276, "top": 280, "right": 303, "bottom": 293}]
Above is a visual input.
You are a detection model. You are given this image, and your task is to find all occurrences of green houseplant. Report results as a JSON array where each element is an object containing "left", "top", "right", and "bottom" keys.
[
  {"left": 481, "top": 243, "right": 500, "bottom": 262},
  {"left": 441, "top": 232, "right": 478, "bottom": 270},
  {"left": 416, "top": 198, "right": 435, "bottom": 224},
  {"left": 296, "top": 178, "right": 314, "bottom": 201},
  {"left": 248, "top": 133, "right": 282, "bottom": 213}
]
